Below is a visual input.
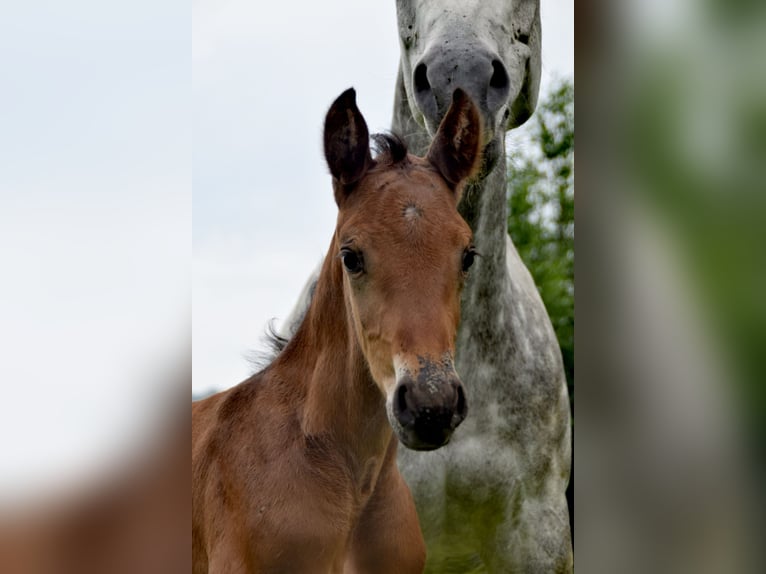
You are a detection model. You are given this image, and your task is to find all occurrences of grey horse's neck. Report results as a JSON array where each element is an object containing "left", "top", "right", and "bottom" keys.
[{"left": 458, "top": 165, "right": 510, "bottom": 296}]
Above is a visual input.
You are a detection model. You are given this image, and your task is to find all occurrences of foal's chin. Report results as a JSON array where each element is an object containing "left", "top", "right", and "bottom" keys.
[
  {"left": 395, "top": 427, "right": 456, "bottom": 452},
  {"left": 386, "top": 410, "right": 457, "bottom": 452}
]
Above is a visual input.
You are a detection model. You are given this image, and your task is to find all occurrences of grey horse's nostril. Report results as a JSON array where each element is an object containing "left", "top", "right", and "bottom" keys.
[
  {"left": 489, "top": 60, "right": 509, "bottom": 92},
  {"left": 414, "top": 62, "right": 430, "bottom": 94},
  {"left": 486, "top": 59, "right": 511, "bottom": 116}
]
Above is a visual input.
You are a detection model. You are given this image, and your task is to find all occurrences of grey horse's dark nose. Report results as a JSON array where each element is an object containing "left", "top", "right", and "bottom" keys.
[{"left": 412, "top": 45, "right": 510, "bottom": 127}]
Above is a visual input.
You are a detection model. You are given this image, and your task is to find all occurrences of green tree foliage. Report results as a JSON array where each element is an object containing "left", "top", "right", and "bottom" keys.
[{"left": 507, "top": 79, "right": 574, "bottom": 407}]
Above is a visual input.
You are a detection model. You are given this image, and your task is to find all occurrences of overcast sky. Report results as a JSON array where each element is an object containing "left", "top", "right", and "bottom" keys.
[
  {"left": 192, "top": 0, "right": 574, "bottom": 395},
  {"left": 1, "top": 2, "right": 190, "bottom": 499}
]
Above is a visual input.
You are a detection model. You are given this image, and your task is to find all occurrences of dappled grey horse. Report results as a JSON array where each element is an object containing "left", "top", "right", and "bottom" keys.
[{"left": 280, "top": 1, "right": 572, "bottom": 571}]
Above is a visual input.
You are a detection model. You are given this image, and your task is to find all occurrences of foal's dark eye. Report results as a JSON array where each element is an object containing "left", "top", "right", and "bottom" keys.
[
  {"left": 340, "top": 248, "right": 364, "bottom": 274},
  {"left": 462, "top": 247, "right": 478, "bottom": 273}
]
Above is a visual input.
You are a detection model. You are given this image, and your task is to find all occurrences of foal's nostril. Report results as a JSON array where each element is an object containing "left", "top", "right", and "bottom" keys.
[
  {"left": 395, "top": 384, "right": 416, "bottom": 427},
  {"left": 451, "top": 384, "right": 468, "bottom": 430},
  {"left": 489, "top": 59, "right": 510, "bottom": 92},
  {"left": 396, "top": 384, "right": 408, "bottom": 412},
  {"left": 414, "top": 62, "right": 431, "bottom": 94}
]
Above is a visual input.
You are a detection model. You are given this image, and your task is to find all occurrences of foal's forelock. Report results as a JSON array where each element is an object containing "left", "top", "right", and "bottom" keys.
[{"left": 371, "top": 133, "right": 409, "bottom": 167}]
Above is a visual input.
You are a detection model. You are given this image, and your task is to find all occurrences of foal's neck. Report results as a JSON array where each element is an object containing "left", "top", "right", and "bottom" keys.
[{"left": 275, "top": 238, "right": 391, "bottom": 464}]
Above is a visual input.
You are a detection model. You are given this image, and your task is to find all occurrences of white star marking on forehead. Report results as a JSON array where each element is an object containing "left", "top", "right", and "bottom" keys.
[{"left": 403, "top": 204, "right": 422, "bottom": 220}]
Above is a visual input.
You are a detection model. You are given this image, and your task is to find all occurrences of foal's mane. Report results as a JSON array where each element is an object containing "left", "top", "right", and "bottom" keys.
[{"left": 247, "top": 320, "right": 290, "bottom": 373}]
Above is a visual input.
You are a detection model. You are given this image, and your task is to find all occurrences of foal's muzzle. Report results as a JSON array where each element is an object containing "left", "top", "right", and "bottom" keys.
[{"left": 389, "top": 361, "right": 468, "bottom": 451}]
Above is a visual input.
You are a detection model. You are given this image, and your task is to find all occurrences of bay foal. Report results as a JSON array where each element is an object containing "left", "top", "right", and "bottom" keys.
[{"left": 192, "top": 88, "right": 481, "bottom": 573}]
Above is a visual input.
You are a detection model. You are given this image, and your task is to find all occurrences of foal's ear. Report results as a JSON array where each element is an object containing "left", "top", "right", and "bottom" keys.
[
  {"left": 324, "top": 88, "right": 373, "bottom": 205},
  {"left": 426, "top": 89, "right": 482, "bottom": 197}
]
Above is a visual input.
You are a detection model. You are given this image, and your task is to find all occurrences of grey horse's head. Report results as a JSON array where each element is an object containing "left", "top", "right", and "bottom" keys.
[{"left": 395, "top": 0, "right": 541, "bottom": 171}]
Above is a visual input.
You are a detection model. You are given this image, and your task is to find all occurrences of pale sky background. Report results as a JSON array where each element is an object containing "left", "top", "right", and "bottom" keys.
[
  {"left": 0, "top": 1, "right": 190, "bottom": 501},
  {"left": 192, "top": 0, "right": 574, "bottom": 396}
]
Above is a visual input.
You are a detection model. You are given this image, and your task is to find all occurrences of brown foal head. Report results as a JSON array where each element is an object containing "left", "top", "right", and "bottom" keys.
[{"left": 323, "top": 88, "right": 481, "bottom": 450}]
